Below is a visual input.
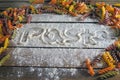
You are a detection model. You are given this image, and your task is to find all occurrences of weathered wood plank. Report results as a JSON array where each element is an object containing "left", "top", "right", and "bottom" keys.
[
  {"left": 0, "top": 67, "right": 120, "bottom": 80},
  {"left": 12, "top": 23, "right": 116, "bottom": 48},
  {"left": 0, "top": 2, "right": 30, "bottom": 8},
  {"left": 30, "top": 14, "right": 97, "bottom": 22},
  {"left": 5, "top": 48, "right": 102, "bottom": 67}
]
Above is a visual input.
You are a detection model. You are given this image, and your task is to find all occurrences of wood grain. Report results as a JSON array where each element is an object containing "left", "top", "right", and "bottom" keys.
[
  {"left": 5, "top": 48, "right": 103, "bottom": 67},
  {"left": 30, "top": 14, "right": 97, "bottom": 22},
  {"left": 0, "top": 67, "right": 119, "bottom": 80},
  {"left": 0, "top": 0, "right": 120, "bottom": 80}
]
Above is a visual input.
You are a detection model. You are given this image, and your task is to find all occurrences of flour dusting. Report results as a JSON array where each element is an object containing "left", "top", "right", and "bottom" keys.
[{"left": 7, "top": 48, "right": 103, "bottom": 67}]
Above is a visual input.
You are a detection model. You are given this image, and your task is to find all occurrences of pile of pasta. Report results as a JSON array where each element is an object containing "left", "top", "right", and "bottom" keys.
[{"left": 0, "top": 0, "right": 120, "bottom": 79}]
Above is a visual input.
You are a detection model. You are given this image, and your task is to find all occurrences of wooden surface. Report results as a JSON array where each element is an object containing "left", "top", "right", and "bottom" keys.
[
  {"left": 0, "top": 67, "right": 120, "bottom": 80},
  {"left": 0, "top": 0, "right": 120, "bottom": 80}
]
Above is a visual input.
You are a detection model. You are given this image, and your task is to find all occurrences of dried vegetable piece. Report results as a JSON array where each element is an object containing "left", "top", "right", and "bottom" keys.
[
  {"left": 95, "top": 2, "right": 120, "bottom": 31},
  {"left": 29, "top": 0, "right": 44, "bottom": 4},
  {"left": 0, "top": 54, "right": 10, "bottom": 66},
  {"left": 98, "top": 66, "right": 115, "bottom": 74},
  {"left": 49, "top": 0, "right": 57, "bottom": 5},
  {"left": 113, "top": 3, "right": 120, "bottom": 7},
  {"left": 117, "top": 63, "right": 120, "bottom": 69},
  {"left": 86, "top": 58, "right": 95, "bottom": 76},
  {"left": 105, "top": 44, "right": 117, "bottom": 51},
  {"left": 97, "top": 71, "right": 119, "bottom": 80},
  {"left": 4, "top": 38, "right": 9, "bottom": 49},
  {"left": 43, "top": 0, "right": 91, "bottom": 16},
  {"left": 110, "top": 51, "right": 119, "bottom": 64},
  {"left": 102, "top": 52, "right": 115, "bottom": 66}
]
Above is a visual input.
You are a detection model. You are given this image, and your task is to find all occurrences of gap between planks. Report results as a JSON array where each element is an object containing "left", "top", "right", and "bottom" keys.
[
  {"left": 0, "top": 66, "right": 103, "bottom": 69},
  {"left": 5, "top": 48, "right": 104, "bottom": 67},
  {"left": 8, "top": 46, "right": 104, "bottom": 49}
]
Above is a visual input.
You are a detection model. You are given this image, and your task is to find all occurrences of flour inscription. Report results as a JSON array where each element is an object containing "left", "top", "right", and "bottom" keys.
[{"left": 14, "top": 23, "right": 115, "bottom": 48}]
